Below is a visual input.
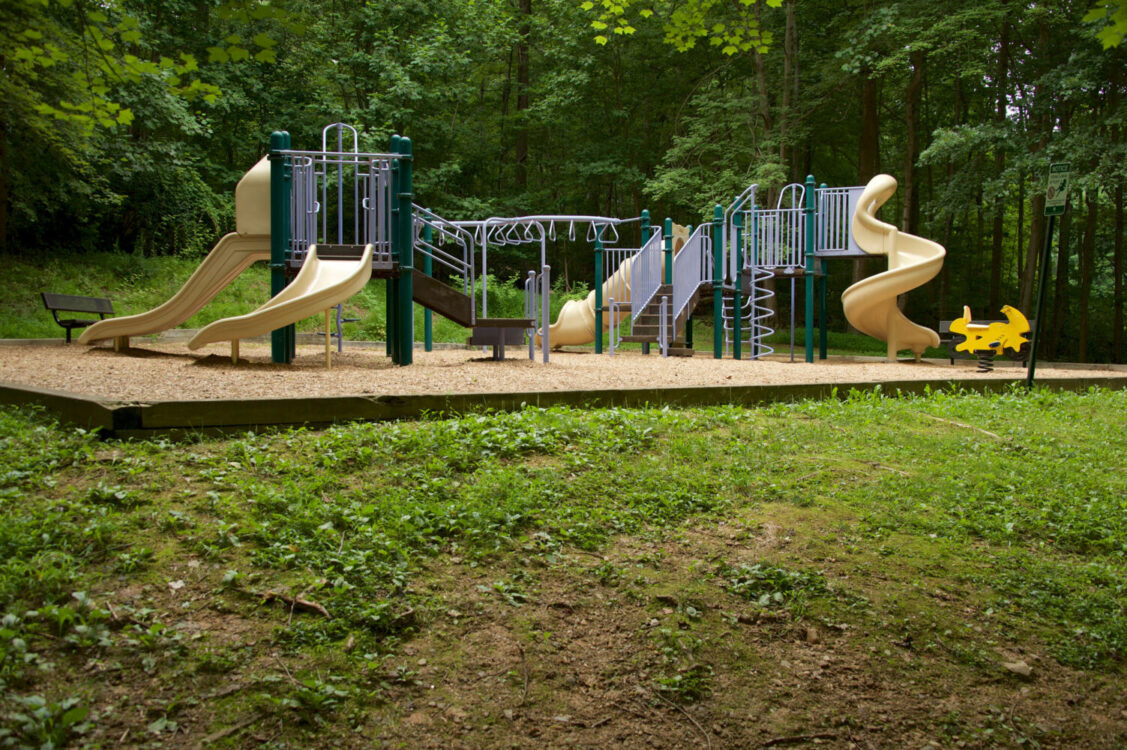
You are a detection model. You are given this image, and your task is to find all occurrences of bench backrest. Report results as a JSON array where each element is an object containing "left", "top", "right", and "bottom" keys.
[{"left": 41, "top": 292, "right": 114, "bottom": 315}]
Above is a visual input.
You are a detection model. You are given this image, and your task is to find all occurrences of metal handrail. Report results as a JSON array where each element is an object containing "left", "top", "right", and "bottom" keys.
[
  {"left": 672, "top": 223, "right": 710, "bottom": 324},
  {"left": 523, "top": 264, "right": 550, "bottom": 363},
  {"left": 285, "top": 146, "right": 399, "bottom": 267},
  {"left": 725, "top": 184, "right": 758, "bottom": 284},
  {"left": 630, "top": 230, "right": 664, "bottom": 323}
]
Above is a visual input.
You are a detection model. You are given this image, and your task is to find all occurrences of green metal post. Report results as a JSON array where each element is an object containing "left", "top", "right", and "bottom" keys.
[
  {"left": 284, "top": 132, "right": 296, "bottom": 361},
  {"left": 733, "top": 212, "right": 743, "bottom": 360},
  {"left": 387, "top": 136, "right": 400, "bottom": 362},
  {"left": 396, "top": 136, "right": 414, "bottom": 366},
  {"left": 594, "top": 236, "right": 604, "bottom": 355},
  {"left": 663, "top": 217, "right": 673, "bottom": 285},
  {"left": 712, "top": 205, "right": 723, "bottom": 359},
  {"left": 269, "top": 131, "right": 292, "bottom": 364},
  {"left": 424, "top": 224, "right": 433, "bottom": 352},
  {"left": 804, "top": 174, "right": 816, "bottom": 363}
]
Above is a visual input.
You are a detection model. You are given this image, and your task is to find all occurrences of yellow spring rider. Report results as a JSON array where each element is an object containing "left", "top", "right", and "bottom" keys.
[{"left": 949, "top": 305, "right": 1031, "bottom": 371}]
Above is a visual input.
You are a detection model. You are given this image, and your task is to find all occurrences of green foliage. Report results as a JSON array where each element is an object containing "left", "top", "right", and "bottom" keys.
[
  {"left": 1085, "top": 1, "right": 1127, "bottom": 48},
  {"left": 581, "top": 0, "right": 780, "bottom": 52},
  {"left": 0, "top": 388, "right": 1125, "bottom": 741},
  {"left": 0, "top": 694, "right": 92, "bottom": 749},
  {"left": 721, "top": 562, "right": 827, "bottom": 609}
]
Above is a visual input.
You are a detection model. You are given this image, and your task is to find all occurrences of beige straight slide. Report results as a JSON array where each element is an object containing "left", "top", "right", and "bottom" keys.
[
  {"left": 78, "top": 233, "right": 270, "bottom": 345},
  {"left": 79, "top": 157, "right": 273, "bottom": 346},
  {"left": 187, "top": 244, "right": 373, "bottom": 351}
]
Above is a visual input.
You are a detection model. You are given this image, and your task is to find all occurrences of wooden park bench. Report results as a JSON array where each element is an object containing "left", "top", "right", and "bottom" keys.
[{"left": 41, "top": 292, "right": 114, "bottom": 343}]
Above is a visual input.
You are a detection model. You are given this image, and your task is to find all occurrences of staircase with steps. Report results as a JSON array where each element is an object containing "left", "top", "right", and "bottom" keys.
[{"left": 620, "top": 283, "right": 709, "bottom": 356}]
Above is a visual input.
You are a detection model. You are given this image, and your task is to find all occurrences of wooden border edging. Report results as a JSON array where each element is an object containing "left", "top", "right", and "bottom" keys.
[{"left": 2, "top": 377, "right": 1125, "bottom": 439}]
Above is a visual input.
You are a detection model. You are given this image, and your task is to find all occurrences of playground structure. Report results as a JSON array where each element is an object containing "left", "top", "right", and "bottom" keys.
[{"left": 79, "top": 123, "right": 945, "bottom": 366}]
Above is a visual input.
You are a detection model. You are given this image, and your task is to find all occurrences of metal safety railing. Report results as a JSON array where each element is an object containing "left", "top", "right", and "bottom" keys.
[
  {"left": 672, "top": 223, "right": 712, "bottom": 325},
  {"left": 753, "top": 184, "right": 806, "bottom": 271},
  {"left": 524, "top": 265, "right": 551, "bottom": 363},
  {"left": 284, "top": 123, "right": 399, "bottom": 266},
  {"left": 815, "top": 185, "right": 866, "bottom": 256},
  {"left": 630, "top": 230, "right": 665, "bottom": 324},
  {"left": 413, "top": 205, "right": 475, "bottom": 302}
]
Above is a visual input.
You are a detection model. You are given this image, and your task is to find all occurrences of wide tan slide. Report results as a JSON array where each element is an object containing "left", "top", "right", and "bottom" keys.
[
  {"left": 188, "top": 244, "right": 373, "bottom": 351},
  {"left": 842, "top": 174, "right": 945, "bottom": 360},
  {"left": 79, "top": 157, "right": 273, "bottom": 345}
]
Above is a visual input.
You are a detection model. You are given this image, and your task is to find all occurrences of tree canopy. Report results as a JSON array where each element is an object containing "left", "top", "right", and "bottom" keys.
[{"left": 2, "top": 0, "right": 1124, "bottom": 362}]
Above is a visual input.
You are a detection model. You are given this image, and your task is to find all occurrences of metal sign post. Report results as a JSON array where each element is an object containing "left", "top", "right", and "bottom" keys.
[{"left": 1026, "top": 162, "right": 1070, "bottom": 389}]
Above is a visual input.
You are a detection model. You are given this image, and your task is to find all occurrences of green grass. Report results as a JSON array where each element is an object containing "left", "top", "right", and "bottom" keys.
[{"left": 0, "top": 387, "right": 1124, "bottom": 745}]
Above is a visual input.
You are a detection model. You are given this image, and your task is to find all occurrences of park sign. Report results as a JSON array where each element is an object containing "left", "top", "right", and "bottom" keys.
[{"left": 1044, "top": 162, "right": 1071, "bottom": 216}]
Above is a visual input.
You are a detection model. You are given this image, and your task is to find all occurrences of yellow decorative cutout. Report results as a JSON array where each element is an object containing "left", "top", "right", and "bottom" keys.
[{"left": 950, "top": 305, "right": 1030, "bottom": 355}]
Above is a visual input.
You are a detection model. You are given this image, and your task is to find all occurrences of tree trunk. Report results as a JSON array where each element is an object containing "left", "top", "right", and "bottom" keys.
[
  {"left": 1048, "top": 196, "right": 1071, "bottom": 358},
  {"left": 0, "top": 122, "right": 8, "bottom": 255},
  {"left": 990, "top": 16, "right": 1009, "bottom": 310},
  {"left": 1016, "top": 173, "right": 1025, "bottom": 286},
  {"left": 850, "top": 73, "right": 880, "bottom": 329},
  {"left": 1077, "top": 192, "right": 1097, "bottom": 363},
  {"left": 515, "top": 0, "right": 531, "bottom": 190},
  {"left": 1116, "top": 183, "right": 1124, "bottom": 363},
  {"left": 1021, "top": 20, "right": 1052, "bottom": 314},
  {"left": 780, "top": 0, "right": 797, "bottom": 176},
  {"left": 1021, "top": 196, "right": 1044, "bottom": 314},
  {"left": 497, "top": 49, "right": 513, "bottom": 193},
  {"left": 859, "top": 76, "right": 880, "bottom": 181},
  {"left": 901, "top": 49, "right": 924, "bottom": 235}
]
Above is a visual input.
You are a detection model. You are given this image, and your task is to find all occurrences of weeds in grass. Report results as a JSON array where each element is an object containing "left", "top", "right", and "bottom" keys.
[
  {"left": 0, "top": 695, "right": 92, "bottom": 748},
  {"left": 721, "top": 562, "right": 828, "bottom": 612},
  {"left": 0, "top": 389, "right": 1124, "bottom": 743}
]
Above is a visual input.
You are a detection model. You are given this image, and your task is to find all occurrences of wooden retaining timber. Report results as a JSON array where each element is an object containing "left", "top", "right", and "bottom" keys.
[{"left": 3, "top": 377, "right": 1126, "bottom": 440}]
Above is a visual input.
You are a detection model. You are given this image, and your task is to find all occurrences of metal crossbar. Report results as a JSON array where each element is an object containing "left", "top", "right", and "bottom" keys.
[{"left": 454, "top": 214, "right": 638, "bottom": 319}]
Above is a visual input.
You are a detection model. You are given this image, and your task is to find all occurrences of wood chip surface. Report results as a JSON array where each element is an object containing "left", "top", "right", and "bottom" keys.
[{"left": 2, "top": 341, "right": 1122, "bottom": 404}]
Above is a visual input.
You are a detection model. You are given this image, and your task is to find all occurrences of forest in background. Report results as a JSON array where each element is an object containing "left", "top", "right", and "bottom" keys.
[{"left": 2, "top": 0, "right": 1125, "bottom": 362}]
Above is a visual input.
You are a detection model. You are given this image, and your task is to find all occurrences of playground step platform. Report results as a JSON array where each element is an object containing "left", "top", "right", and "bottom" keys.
[{"left": 468, "top": 318, "right": 534, "bottom": 361}]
